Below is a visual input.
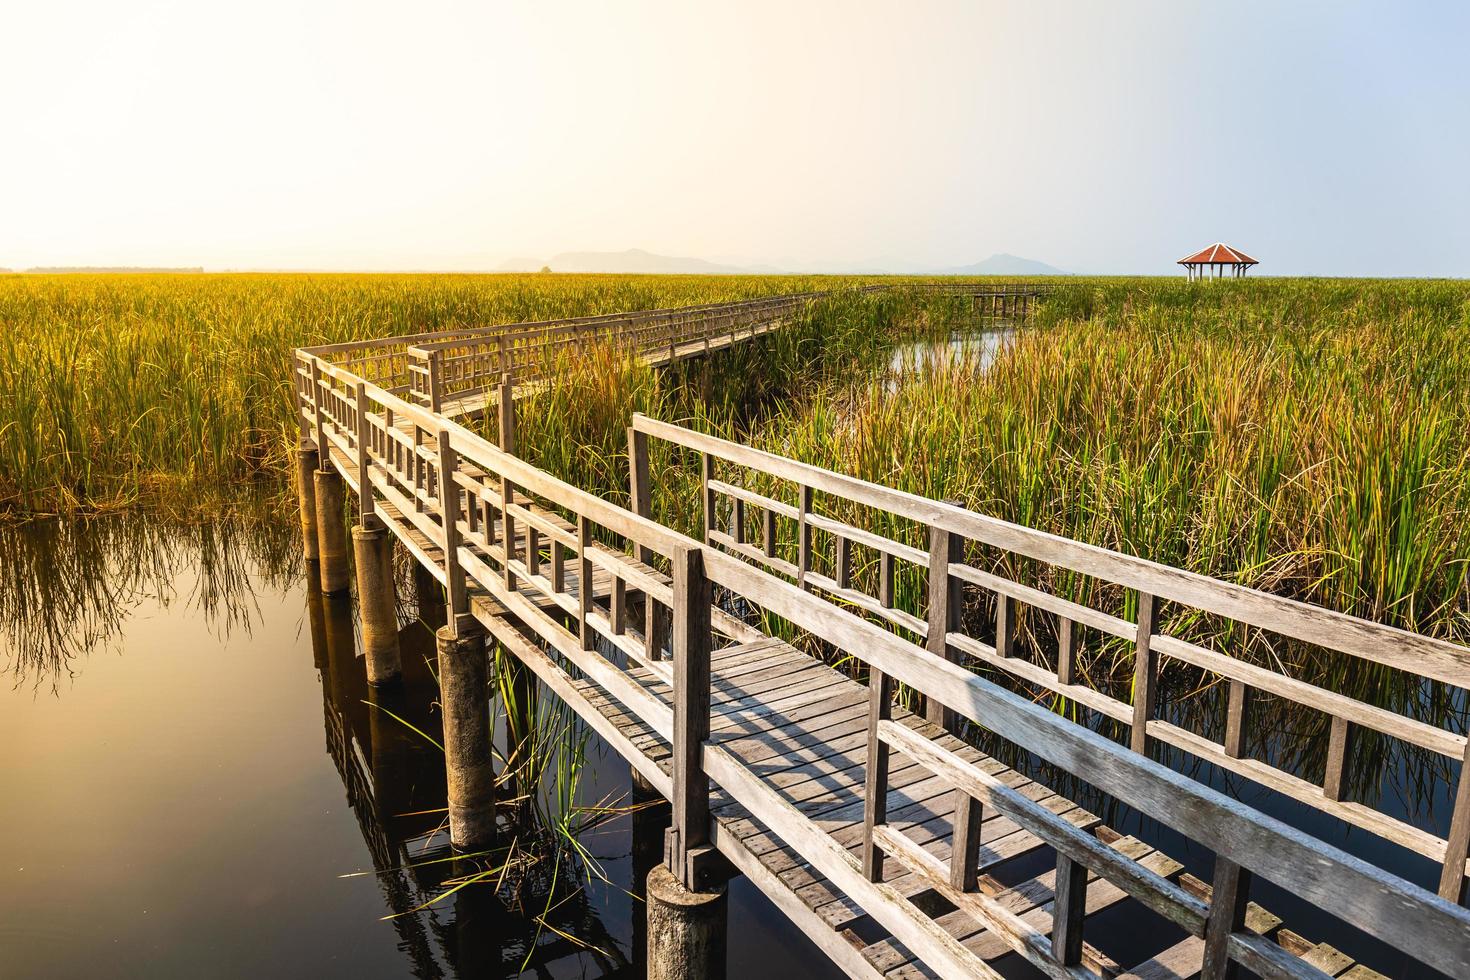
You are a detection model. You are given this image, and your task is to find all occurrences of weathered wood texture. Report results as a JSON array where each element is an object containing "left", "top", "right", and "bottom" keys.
[
  {"left": 634, "top": 413, "right": 1470, "bottom": 902},
  {"left": 292, "top": 285, "right": 1465, "bottom": 980}
]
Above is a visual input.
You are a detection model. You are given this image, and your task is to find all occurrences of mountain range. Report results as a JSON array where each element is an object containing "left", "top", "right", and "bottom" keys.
[{"left": 497, "top": 248, "right": 1067, "bottom": 276}]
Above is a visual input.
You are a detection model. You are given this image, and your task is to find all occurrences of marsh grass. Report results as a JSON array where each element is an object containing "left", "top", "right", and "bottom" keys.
[{"left": 0, "top": 271, "right": 896, "bottom": 517}]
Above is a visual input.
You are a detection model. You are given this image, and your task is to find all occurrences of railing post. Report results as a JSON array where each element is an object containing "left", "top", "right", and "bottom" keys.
[
  {"left": 435, "top": 429, "right": 472, "bottom": 635},
  {"left": 796, "top": 485, "right": 813, "bottom": 590},
  {"left": 309, "top": 358, "right": 327, "bottom": 468},
  {"left": 627, "top": 426, "right": 654, "bottom": 565},
  {"left": 1052, "top": 851, "right": 1088, "bottom": 965},
  {"left": 924, "top": 521, "right": 963, "bottom": 731},
  {"left": 862, "top": 668, "right": 893, "bottom": 881},
  {"left": 1056, "top": 614, "right": 1078, "bottom": 685},
  {"left": 501, "top": 473, "right": 517, "bottom": 591},
  {"left": 1130, "top": 592, "right": 1158, "bottom": 754},
  {"left": 577, "top": 515, "right": 596, "bottom": 651},
  {"left": 700, "top": 452, "right": 715, "bottom": 546},
  {"left": 667, "top": 544, "right": 714, "bottom": 889},
  {"left": 1324, "top": 715, "right": 1351, "bottom": 802},
  {"left": 497, "top": 374, "right": 517, "bottom": 455},
  {"left": 834, "top": 534, "right": 851, "bottom": 590},
  {"left": 354, "top": 382, "right": 372, "bottom": 518},
  {"left": 1201, "top": 855, "right": 1251, "bottom": 979},
  {"left": 1439, "top": 739, "right": 1470, "bottom": 902},
  {"left": 427, "top": 350, "right": 443, "bottom": 413}
]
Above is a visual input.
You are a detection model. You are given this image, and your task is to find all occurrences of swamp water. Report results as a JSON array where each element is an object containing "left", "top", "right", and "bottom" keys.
[{"left": 0, "top": 516, "right": 842, "bottom": 979}]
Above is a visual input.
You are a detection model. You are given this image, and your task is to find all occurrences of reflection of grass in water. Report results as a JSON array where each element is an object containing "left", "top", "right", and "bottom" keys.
[{"left": 0, "top": 499, "right": 299, "bottom": 692}]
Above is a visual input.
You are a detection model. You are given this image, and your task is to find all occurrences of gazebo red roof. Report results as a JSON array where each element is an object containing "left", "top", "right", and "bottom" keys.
[{"left": 1177, "top": 243, "right": 1257, "bottom": 266}]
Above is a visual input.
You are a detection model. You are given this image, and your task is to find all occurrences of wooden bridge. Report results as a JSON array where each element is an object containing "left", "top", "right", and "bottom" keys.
[{"left": 292, "top": 284, "right": 1470, "bottom": 980}]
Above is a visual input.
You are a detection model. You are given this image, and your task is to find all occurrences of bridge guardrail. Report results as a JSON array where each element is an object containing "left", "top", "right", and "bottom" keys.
[{"left": 633, "top": 413, "right": 1470, "bottom": 903}]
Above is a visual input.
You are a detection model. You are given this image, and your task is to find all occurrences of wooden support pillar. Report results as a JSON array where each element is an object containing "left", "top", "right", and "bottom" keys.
[
  {"left": 313, "top": 468, "right": 351, "bottom": 595},
  {"left": 632, "top": 766, "right": 671, "bottom": 973},
  {"left": 352, "top": 522, "right": 401, "bottom": 685},
  {"left": 297, "top": 441, "right": 320, "bottom": 562},
  {"left": 437, "top": 624, "right": 496, "bottom": 850}
]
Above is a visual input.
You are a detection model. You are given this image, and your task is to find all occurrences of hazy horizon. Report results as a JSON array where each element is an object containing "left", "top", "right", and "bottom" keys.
[{"left": 5, "top": 1, "right": 1467, "bottom": 277}]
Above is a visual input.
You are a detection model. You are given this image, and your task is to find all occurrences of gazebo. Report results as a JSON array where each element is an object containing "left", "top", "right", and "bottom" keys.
[{"left": 1178, "top": 242, "right": 1258, "bottom": 280}]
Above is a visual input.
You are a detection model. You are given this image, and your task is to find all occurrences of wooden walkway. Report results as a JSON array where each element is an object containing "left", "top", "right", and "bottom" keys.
[{"left": 294, "top": 286, "right": 1470, "bottom": 980}]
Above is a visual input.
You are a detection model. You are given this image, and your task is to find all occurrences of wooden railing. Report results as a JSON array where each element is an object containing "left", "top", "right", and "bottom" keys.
[
  {"left": 401, "top": 292, "right": 815, "bottom": 413},
  {"left": 295, "top": 282, "right": 1048, "bottom": 420},
  {"left": 288, "top": 285, "right": 1470, "bottom": 979},
  {"left": 634, "top": 414, "right": 1470, "bottom": 906}
]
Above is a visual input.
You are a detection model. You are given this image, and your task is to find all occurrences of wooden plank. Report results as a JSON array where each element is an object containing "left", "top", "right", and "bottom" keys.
[{"left": 701, "top": 742, "right": 1008, "bottom": 980}]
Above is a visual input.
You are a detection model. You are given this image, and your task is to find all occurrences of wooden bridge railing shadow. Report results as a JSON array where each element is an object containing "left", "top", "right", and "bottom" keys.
[{"left": 289, "top": 284, "right": 1469, "bottom": 980}]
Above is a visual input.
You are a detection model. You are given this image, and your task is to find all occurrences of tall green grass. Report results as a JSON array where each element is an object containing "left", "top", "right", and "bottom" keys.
[{"left": 0, "top": 271, "right": 896, "bottom": 517}]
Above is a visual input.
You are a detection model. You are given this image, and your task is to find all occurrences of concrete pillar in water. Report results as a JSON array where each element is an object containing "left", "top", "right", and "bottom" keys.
[
  {"left": 352, "top": 522, "right": 401, "bottom": 685},
  {"left": 313, "top": 468, "right": 351, "bottom": 595},
  {"left": 297, "top": 441, "right": 320, "bottom": 562},
  {"left": 646, "top": 864, "right": 727, "bottom": 980},
  {"left": 437, "top": 625, "right": 496, "bottom": 850}
]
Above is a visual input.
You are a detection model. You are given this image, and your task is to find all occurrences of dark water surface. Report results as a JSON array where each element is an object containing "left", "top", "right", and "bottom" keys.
[{"left": 0, "top": 516, "right": 843, "bottom": 980}]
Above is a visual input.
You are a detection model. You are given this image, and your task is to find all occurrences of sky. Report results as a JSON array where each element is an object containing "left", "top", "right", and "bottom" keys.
[{"left": 3, "top": 1, "right": 1467, "bottom": 276}]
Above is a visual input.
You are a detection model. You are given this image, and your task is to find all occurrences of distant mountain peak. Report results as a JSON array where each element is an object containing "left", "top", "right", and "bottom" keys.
[
  {"left": 495, "top": 248, "right": 1068, "bottom": 276},
  {"left": 937, "top": 253, "right": 1068, "bottom": 276},
  {"left": 498, "top": 249, "right": 750, "bottom": 275}
]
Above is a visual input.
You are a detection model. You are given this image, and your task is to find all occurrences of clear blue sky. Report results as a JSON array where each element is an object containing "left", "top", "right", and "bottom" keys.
[{"left": 3, "top": 1, "right": 1466, "bottom": 275}]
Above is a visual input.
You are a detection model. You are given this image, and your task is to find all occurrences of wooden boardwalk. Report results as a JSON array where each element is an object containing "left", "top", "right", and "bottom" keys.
[{"left": 294, "top": 285, "right": 1470, "bottom": 980}]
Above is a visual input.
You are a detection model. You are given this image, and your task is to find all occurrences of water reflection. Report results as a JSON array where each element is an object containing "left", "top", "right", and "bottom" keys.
[
  {"left": 0, "top": 514, "right": 644, "bottom": 978},
  {"left": 306, "top": 576, "right": 638, "bottom": 978},
  {"left": 0, "top": 509, "right": 300, "bottom": 693}
]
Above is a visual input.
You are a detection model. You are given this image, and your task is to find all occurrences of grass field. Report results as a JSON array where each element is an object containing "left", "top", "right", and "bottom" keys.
[
  {"left": 0, "top": 272, "right": 890, "bottom": 516},
  {"left": 5, "top": 271, "right": 1468, "bottom": 653}
]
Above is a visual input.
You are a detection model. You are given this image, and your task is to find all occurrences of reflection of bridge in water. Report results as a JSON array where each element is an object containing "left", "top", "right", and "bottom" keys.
[{"left": 306, "top": 573, "right": 646, "bottom": 978}]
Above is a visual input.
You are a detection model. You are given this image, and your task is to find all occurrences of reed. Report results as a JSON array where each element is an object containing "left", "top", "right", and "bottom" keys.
[
  {"left": 727, "top": 278, "right": 1470, "bottom": 689},
  {"left": 0, "top": 271, "right": 896, "bottom": 518}
]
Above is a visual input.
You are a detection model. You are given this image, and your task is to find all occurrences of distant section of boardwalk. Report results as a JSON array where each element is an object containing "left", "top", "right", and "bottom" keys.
[{"left": 293, "top": 285, "right": 1470, "bottom": 980}]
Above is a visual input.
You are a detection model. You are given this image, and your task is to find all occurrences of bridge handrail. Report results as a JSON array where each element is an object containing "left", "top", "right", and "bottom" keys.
[
  {"left": 700, "top": 542, "right": 1470, "bottom": 979},
  {"left": 295, "top": 330, "right": 1470, "bottom": 978},
  {"left": 632, "top": 413, "right": 1470, "bottom": 899}
]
